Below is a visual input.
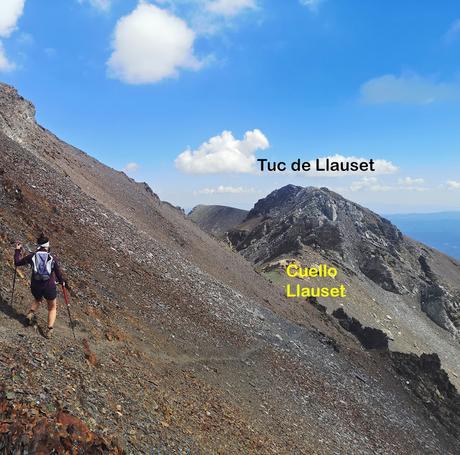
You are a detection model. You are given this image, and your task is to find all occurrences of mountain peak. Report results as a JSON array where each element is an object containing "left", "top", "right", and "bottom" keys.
[
  {"left": 228, "top": 184, "right": 460, "bottom": 336},
  {"left": 0, "top": 82, "right": 36, "bottom": 124}
]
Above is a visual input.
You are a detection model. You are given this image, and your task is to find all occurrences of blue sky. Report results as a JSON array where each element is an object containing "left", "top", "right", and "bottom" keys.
[{"left": 1, "top": 0, "right": 460, "bottom": 213}]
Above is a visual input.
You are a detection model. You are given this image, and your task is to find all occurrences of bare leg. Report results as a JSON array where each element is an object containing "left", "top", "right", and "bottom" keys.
[
  {"left": 30, "top": 299, "right": 41, "bottom": 313},
  {"left": 47, "top": 299, "right": 57, "bottom": 328},
  {"left": 26, "top": 299, "right": 41, "bottom": 324}
]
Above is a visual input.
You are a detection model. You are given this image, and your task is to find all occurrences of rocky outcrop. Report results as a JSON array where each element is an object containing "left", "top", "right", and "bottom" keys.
[
  {"left": 0, "top": 391, "right": 123, "bottom": 454},
  {"left": 391, "top": 352, "right": 460, "bottom": 439},
  {"left": 332, "top": 308, "right": 390, "bottom": 350}
]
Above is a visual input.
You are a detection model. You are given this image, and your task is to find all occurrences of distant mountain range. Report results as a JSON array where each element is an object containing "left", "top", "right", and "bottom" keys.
[{"left": 386, "top": 212, "right": 460, "bottom": 260}]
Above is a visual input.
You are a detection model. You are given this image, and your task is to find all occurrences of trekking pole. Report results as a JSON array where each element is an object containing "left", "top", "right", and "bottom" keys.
[
  {"left": 10, "top": 267, "right": 17, "bottom": 308},
  {"left": 62, "top": 285, "right": 76, "bottom": 340}
]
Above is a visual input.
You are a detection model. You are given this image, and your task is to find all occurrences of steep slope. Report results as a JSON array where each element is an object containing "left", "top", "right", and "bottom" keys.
[
  {"left": 189, "top": 205, "right": 248, "bottom": 239},
  {"left": 0, "top": 83, "right": 459, "bottom": 454}
]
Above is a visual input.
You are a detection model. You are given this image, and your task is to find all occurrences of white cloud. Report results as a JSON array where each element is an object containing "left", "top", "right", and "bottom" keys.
[
  {"left": 195, "top": 185, "right": 256, "bottom": 194},
  {"left": 206, "top": 0, "right": 256, "bottom": 17},
  {"left": 0, "top": 0, "right": 25, "bottom": 72},
  {"left": 443, "top": 19, "right": 460, "bottom": 44},
  {"left": 299, "top": 0, "right": 324, "bottom": 12},
  {"left": 107, "top": 2, "right": 202, "bottom": 84},
  {"left": 398, "top": 177, "right": 425, "bottom": 186},
  {"left": 308, "top": 154, "right": 398, "bottom": 176},
  {"left": 175, "top": 129, "right": 270, "bottom": 174},
  {"left": 0, "top": 0, "right": 25, "bottom": 38},
  {"left": 360, "top": 73, "right": 460, "bottom": 105},
  {"left": 447, "top": 180, "right": 460, "bottom": 189},
  {"left": 0, "top": 42, "right": 15, "bottom": 72},
  {"left": 78, "top": 0, "right": 111, "bottom": 11},
  {"left": 350, "top": 176, "right": 427, "bottom": 193},
  {"left": 123, "top": 162, "right": 140, "bottom": 173},
  {"left": 350, "top": 177, "right": 392, "bottom": 193}
]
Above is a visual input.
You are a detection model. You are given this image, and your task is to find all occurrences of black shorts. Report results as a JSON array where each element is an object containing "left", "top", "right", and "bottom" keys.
[{"left": 31, "top": 285, "right": 57, "bottom": 301}]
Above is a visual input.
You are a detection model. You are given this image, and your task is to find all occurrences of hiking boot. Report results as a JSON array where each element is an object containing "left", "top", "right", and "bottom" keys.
[
  {"left": 45, "top": 327, "right": 54, "bottom": 339},
  {"left": 26, "top": 311, "right": 37, "bottom": 327}
]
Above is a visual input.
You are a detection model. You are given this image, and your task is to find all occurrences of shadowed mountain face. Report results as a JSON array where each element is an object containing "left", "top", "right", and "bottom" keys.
[
  {"left": 1, "top": 83, "right": 460, "bottom": 454},
  {"left": 228, "top": 185, "right": 460, "bottom": 338},
  {"left": 188, "top": 205, "right": 248, "bottom": 239}
]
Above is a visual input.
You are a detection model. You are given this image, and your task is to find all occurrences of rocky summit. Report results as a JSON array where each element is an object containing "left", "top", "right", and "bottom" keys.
[
  {"left": 0, "top": 83, "right": 460, "bottom": 454},
  {"left": 228, "top": 184, "right": 460, "bottom": 338}
]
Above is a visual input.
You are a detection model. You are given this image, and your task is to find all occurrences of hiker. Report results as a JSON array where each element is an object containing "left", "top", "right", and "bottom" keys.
[{"left": 14, "top": 234, "right": 65, "bottom": 339}]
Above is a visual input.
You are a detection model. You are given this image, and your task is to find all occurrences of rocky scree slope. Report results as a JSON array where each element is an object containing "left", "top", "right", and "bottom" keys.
[
  {"left": 0, "top": 83, "right": 459, "bottom": 453},
  {"left": 228, "top": 184, "right": 460, "bottom": 338},
  {"left": 188, "top": 205, "right": 249, "bottom": 239}
]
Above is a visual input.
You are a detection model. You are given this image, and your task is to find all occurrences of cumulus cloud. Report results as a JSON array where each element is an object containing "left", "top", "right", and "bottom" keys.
[
  {"left": 299, "top": 0, "right": 324, "bottom": 12},
  {"left": 78, "top": 0, "right": 111, "bottom": 12},
  {"left": 123, "top": 162, "right": 140, "bottom": 173},
  {"left": 175, "top": 129, "right": 270, "bottom": 174},
  {"left": 0, "top": 0, "right": 25, "bottom": 38},
  {"left": 360, "top": 73, "right": 460, "bottom": 105},
  {"left": 0, "top": 42, "right": 15, "bottom": 71},
  {"left": 206, "top": 0, "right": 256, "bottom": 17},
  {"left": 447, "top": 180, "right": 460, "bottom": 189},
  {"left": 398, "top": 177, "right": 425, "bottom": 186},
  {"left": 107, "top": 2, "right": 202, "bottom": 84},
  {"left": 0, "top": 0, "right": 26, "bottom": 72},
  {"left": 195, "top": 185, "right": 256, "bottom": 194}
]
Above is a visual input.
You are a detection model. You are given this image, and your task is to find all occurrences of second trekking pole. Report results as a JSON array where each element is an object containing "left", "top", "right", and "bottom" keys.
[{"left": 62, "top": 285, "right": 76, "bottom": 340}]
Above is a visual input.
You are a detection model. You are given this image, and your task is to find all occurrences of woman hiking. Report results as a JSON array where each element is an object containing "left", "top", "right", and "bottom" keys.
[{"left": 14, "top": 234, "right": 65, "bottom": 339}]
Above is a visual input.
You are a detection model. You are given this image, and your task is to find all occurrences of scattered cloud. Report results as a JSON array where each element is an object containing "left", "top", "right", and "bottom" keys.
[
  {"left": 360, "top": 73, "right": 460, "bottom": 105},
  {"left": 0, "top": 42, "right": 15, "bottom": 72},
  {"left": 0, "top": 0, "right": 25, "bottom": 38},
  {"left": 447, "top": 180, "right": 460, "bottom": 189},
  {"left": 350, "top": 176, "right": 427, "bottom": 193},
  {"left": 107, "top": 2, "right": 202, "bottom": 84},
  {"left": 44, "top": 47, "right": 57, "bottom": 58},
  {"left": 123, "top": 162, "right": 140, "bottom": 173},
  {"left": 443, "top": 19, "right": 460, "bottom": 44},
  {"left": 78, "top": 0, "right": 111, "bottom": 12},
  {"left": 195, "top": 185, "right": 256, "bottom": 194},
  {"left": 16, "top": 31, "right": 33, "bottom": 46},
  {"left": 175, "top": 129, "right": 270, "bottom": 174},
  {"left": 206, "top": 0, "right": 256, "bottom": 17},
  {"left": 350, "top": 177, "right": 392, "bottom": 192},
  {"left": 398, "top": 177, "right": 425, "bottom": 186},
  {"left": 307, "top": 155, "right": 398, "bottom": 176},
  {"left": 155, "top": 0, "right": 259, "bottom": 35},
  {"left": 299, "top": 0, "right": 324, "bottom": 12}
]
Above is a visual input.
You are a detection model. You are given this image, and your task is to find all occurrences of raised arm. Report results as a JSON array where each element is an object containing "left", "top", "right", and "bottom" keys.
[{"left": 14, "top": 244, "right": 32, "bottom": 267}]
